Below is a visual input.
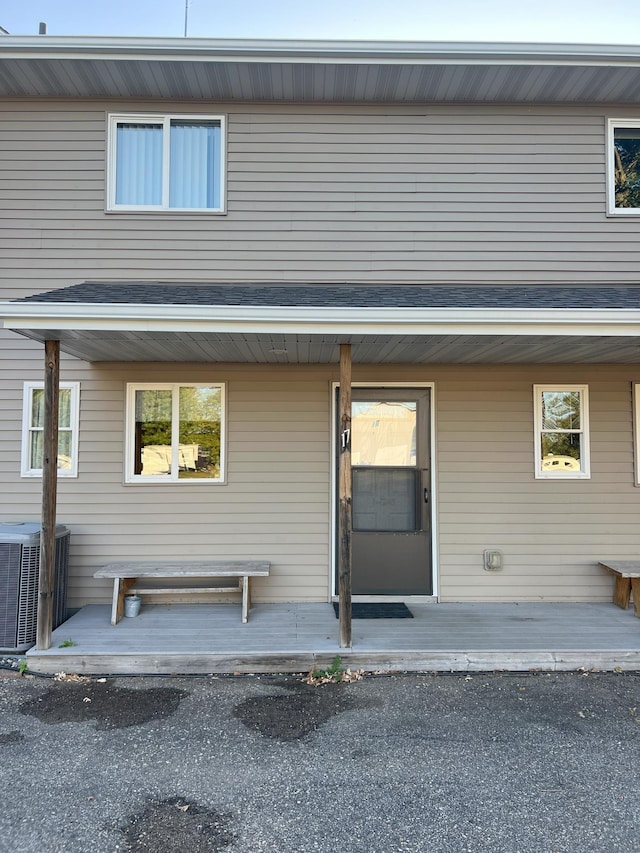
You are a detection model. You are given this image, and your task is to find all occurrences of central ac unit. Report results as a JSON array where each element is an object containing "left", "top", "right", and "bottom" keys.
[{"left": 0, "top": 522, "right": 70, "bottom": 652}]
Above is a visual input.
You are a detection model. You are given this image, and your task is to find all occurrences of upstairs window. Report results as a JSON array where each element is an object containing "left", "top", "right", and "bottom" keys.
[
  {"left": 533, "top": 385, "right": 590, "bottom": 479},
  {"left": 107, "top": 114, "right": 225, "bottom": 212},
  {"left": 21, "top": 382, "right": 80, "bottom": 478},
  {"left": 607, "top": 119, "right": 640, "bottom": 215}
]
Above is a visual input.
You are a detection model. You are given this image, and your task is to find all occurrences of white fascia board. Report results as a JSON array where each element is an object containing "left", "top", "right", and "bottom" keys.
[
  {"left": 2, "top": 303, "right": 640, "bottom": 337},
  {"left": 3, "top": 36, "right": 640, "bottom": 67}
]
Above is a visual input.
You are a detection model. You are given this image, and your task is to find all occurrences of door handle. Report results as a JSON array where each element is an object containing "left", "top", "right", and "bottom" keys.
[{"left": 424, "top": 488, "right": 429, "bottom": 503}]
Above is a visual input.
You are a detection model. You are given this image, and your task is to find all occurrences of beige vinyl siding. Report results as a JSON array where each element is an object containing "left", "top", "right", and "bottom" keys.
[
  {"left": 2, "top": 100, "right": 640, "bottom": 286},
  {"left": 89, "top": 367, "right": 329, "bottom": 607},
  {"left": 3, "top": 359, "right": 640, "bottom": 606},
  {"left": 4, "top": 100, "right": 640, "bottom": 607},
  {"left": 0, "top": 333, "right": 104, "bottom": 606},
  {"left": 433, "top": 365, "right": 637, "bottom": 602},
  {"left": 0, "top": 361, "right": 334, "bottom": 607},
  {"left": 351, "top": 364, "right": 640, "bottom": 604}
]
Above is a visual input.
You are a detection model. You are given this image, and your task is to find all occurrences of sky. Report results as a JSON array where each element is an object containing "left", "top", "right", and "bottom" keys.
[{"left": 2, "top": 0, "right": 640, "bottom": 44}]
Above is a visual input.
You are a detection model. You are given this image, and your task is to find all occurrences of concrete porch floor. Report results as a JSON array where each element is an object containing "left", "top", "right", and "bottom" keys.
[{"left": 25, "top": 601, "right": 640, "bottom": 675}]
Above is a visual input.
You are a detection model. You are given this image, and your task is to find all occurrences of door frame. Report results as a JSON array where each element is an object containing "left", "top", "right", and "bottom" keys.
[{"left": 329, "top": 381, "right": 438, "bottom": 602}]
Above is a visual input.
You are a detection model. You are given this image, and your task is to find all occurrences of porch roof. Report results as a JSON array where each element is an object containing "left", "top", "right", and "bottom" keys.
[{"left": 3, "top": 281, "right": 640, "bottom": 364}]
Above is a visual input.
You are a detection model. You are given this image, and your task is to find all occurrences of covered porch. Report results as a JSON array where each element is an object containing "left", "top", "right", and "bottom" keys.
[
  {"left": 4, "top": 281, "right": 640, "bottom": 667},
  {"left": 25, "top": 601, "right": 640, "bottom": 674}
]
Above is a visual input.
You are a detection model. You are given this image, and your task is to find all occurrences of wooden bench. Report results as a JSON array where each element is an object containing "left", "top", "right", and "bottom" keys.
[
  {"left": 598, "top": 561, "right": 640, "bottom": 617},
  {"left": 94, "top": 561, "right": 270, "bottom": 625}
]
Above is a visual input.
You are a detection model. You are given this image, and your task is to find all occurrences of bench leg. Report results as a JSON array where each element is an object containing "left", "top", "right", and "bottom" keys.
[
  {"left": 631, "top": 578, "right": 640, "bottom": 618},
  {"left": 112, "top": 578, "right": 135, "bottom": 625},
  {"left": 613, "top": 575, "right": 632, "bottom": 610},
  {"left": 242, "top": 576, "right": 250, "bottom": 623},
  {"left": 111, "top": 580, "right": 120, "bottom": 625}
]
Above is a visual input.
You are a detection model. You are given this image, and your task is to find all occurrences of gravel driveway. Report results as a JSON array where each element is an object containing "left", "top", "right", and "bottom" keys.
[{"left": 0, "top": 668, "right": 638, "bottom": 852}]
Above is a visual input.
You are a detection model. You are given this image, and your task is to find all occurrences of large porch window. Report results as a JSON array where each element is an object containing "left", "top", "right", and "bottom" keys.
[
  {"left": 533, "top": 385, "right": 590, "bottom": 479},
  {"left": 125, "top": 383, "right": 225, "bottom": 483}
]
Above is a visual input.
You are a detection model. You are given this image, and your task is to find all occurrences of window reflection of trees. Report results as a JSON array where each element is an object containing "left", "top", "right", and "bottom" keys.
[
  {"left": 614, "top": 131, "right": 640, "bottom": 208},
  {"left": 540, "top": 391, "right": 582, "bottom": 467},
  {"left": 541, "top": 391, "right": 581, "bottom": 431},
  {"left": 134, "top": 386, "right": 222, "bottom": 479}
]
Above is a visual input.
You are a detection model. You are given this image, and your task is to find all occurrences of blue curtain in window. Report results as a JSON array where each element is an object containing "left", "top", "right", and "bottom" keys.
[
  {"left": 169, "top": 121, "right": 220, "bottom": 209},
  {"left": 115, "top": 123, "right": 163, "bottom": 206}
]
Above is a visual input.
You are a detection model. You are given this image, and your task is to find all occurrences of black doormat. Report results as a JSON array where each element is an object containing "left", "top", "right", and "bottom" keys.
[{"left": 332, "top": 602, "right": 414, "bottom": 619}]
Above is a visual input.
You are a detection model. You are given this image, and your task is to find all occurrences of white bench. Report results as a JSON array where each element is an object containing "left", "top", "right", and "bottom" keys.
[{"left": 94, "top": 561, "right": 270, "bottom": 625}]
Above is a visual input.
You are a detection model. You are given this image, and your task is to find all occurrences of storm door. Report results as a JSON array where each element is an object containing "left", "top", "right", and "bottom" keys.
[{"left": 337, "top": 388, "right": 432, "bottom": 596}]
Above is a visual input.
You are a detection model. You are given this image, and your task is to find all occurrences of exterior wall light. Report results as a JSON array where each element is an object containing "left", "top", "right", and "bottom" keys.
[{"left": 483, "top": 550, "right": 503, "bottom": 572}]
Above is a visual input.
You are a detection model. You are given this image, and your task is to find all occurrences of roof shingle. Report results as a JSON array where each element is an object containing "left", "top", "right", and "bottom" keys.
[{"left": 16, "top": 281, "right": 640, "bottom": 310}]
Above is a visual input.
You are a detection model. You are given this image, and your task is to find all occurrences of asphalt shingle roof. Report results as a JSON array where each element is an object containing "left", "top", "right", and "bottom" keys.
[{"left": 15, "top": 282, "right": 640, "bottom": 310}]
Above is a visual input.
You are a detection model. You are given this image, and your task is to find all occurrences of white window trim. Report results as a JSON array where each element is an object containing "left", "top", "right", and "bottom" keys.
[
  {"left": 633, "top": 384, "right": 640, "bottom": 487},
  {"left": 21, "top": 381, "right": 80, "bottom": 478},
  {"left": 606, "top": 118, "right": 640, "bottom": 216},
  {"left": 106, "top": 113, "right": 227, "bottom": 213},
  {"left": 533, "top": 384, "right": 590, "bottom": 480},
  {"left": 125, "top": 382, "right": 226, "bottom": 485}
]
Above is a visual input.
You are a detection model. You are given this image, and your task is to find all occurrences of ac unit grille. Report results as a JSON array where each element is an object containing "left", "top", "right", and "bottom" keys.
[
  {"left": 16, "top": 546, "right": 40, "bottom": 646},
  {"left": 0, "top": 544, "right": 21, "bottom": 647},
  {"left": 0, "top": 530, "right": 70, "bottom": 651}
]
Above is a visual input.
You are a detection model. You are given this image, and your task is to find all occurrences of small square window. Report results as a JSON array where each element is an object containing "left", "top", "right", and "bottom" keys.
[
  {"left": 21, "top": 382, "right": 80, "bottom": 477},
  {"left": 533, "top": 385, "right": 590, "bottom": 479},
  {"left": 107, "top": 114, "right": 226, "bottom": 212},
  {"left": 125, "top": 383, "right": 225, "bottom": 484},
  {"left": 607, "top": 119, "right": 640, "bottom": 215}
]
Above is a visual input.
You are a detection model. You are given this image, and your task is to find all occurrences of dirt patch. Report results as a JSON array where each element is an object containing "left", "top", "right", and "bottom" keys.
[
  {"left": 19, "top": 684, "right": 188, "bottom": 730},
  {"left": 0, "top": 730, "right": 25, "bottom": 744},
  {"left": 0, "top": 668, "right": 24, "bottom": 680},
  {"left": 120, "top": 797, "right": 235, "bottom": 852},
  {"left": 233, "top": 682, "right": 378, "bottom": 741}
]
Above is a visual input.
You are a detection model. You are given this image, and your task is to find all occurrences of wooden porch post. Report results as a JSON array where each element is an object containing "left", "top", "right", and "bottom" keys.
[
  {"left": 338, "top": 343, "right": 352, "bottom": 648},
  {"left": 36, "top": 340, "right": 60, "bottom": 650}
]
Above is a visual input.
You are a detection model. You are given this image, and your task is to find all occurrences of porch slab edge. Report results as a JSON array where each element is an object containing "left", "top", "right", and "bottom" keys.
[{"left": 23, "top": 649, "right": 640, "bottom": 676}]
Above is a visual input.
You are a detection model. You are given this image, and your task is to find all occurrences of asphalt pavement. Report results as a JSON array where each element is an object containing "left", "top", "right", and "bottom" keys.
[{"left": 0, "top": 668, "right": 638, "bottom": 852}]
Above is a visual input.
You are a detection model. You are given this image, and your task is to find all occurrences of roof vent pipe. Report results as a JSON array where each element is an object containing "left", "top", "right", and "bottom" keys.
[{"left": 38, "top": 22, "right": 47, "bottom": 35}]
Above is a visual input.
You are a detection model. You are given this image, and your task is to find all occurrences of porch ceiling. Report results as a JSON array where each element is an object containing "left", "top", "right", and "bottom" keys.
[
  {"left": 3, "top": 281, "right": 640, "bottom": 364},
  {"left": 8, "top": 329, "right": 640, "bottom": 364},
  {"left": 3, "top": 37, "right": 640, "bottom": 103}
]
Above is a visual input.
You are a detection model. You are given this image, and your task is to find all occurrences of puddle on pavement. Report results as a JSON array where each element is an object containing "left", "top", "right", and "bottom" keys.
[
  {"left": 120, "top": 797, "right": 235, "bottom": 852},
  {"left": 0, "top": 730, "right": 25, "bottom": 744},
  {"left": 19, "top": 684, "right": 188, "bottom": 730},
  {"left": 233, "top": 682, "right": 378, "bottom": 741}
]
